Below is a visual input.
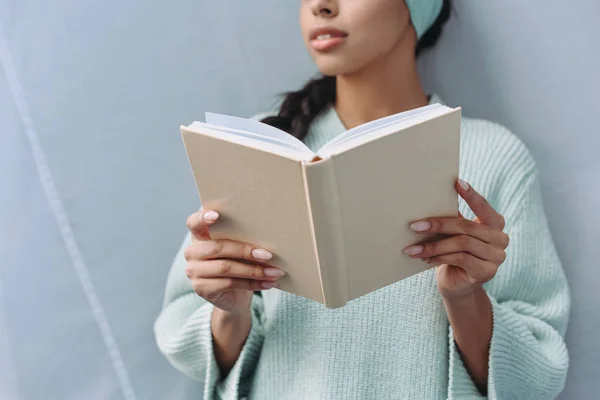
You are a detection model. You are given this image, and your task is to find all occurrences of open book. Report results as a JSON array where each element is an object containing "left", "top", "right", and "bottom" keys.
[{"left": 181, "top": 103, "right": 461, "bottom": 308}]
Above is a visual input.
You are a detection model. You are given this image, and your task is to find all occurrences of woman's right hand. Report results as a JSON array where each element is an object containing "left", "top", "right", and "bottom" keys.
[{"left": 184, "top": 209, "right": 285, "bottom": 315}]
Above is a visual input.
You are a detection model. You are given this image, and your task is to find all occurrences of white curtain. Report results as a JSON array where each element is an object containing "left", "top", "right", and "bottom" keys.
[{"left": 1, "top": 1, "right": 598, "bottom": 399}]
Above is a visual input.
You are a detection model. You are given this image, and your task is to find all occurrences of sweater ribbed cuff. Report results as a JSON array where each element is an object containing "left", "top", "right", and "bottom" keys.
[
  {"left": 204, "top": 296, "right": 265, "bottom": 400},
  {"left": 448, "top": 293, "right": 569, "bottom": 399}
]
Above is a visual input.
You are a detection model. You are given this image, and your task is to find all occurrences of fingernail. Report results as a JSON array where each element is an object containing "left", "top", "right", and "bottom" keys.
[
  {"left": 410, "top": 221, "right": 431, "bottom": 232},
  {"left": 263, "top": 268, "right": 286, "bottom": 278},
  {"left": 458, "top": 179, "right": 470, "bottom": 191},
  {"left": 203, "top": 211, "right": 219, "bottom": 221},
  {"left": 261, "top": 281, "right": 279, "bottom": 289},
  {"left": 403, "top": 245, "right": 423, "bottom": 256},
  {"left": 252, "top": 248, "right": 273, "bottom": 261}
]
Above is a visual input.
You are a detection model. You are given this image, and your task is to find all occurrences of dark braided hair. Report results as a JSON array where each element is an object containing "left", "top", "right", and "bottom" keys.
[{"left": 261, "top": 0, "right": 452, "bottom": 141}]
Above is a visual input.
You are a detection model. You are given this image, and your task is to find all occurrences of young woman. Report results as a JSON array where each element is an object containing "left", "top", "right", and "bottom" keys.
[{"left": 155, "top": 1, "right": 570, "bottom": 399}]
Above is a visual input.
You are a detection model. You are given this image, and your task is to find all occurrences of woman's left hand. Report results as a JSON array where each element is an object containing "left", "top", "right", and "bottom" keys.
[{"left": 403, "top": 179, "right": 510, "bottom": 299}]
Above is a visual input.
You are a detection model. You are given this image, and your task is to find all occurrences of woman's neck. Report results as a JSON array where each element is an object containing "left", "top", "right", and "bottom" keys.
[{"left": 334, "top": 35, "right": 428, "bottom": 130}]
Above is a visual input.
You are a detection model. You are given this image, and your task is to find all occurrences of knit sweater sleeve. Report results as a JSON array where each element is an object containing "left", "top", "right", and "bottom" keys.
[
  {"left": 448, "top": 162, "right": 570, "bottom": 398},
  {"left": 153, "top": 232, "right": 266, "bottom": 400}
]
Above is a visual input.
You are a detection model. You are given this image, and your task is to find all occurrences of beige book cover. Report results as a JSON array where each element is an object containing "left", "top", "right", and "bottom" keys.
[{"left": 181, "top": 105, "right": 461, "bottom": 308}]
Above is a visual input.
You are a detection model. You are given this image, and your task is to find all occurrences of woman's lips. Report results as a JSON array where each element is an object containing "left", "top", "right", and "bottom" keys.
[{"left": 309, "top": 28, "right": 348, "bottom": 51}]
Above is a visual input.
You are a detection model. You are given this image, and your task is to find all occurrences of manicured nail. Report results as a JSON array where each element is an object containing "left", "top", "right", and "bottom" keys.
[
  {"left": 403, "top": 245, "right": 423, "bottom": 256},
  {"left": 410, "top": 221, "right": 431, "bottom": 232},
  {"left": 458, "top": 179, "right": 470, "bottom": 191},
  {"left": 261, "top": 281, "right": 279, "bottom": 289},
  {"left": 203, "top": 211, "right": 219, "bottom": 221},
  {"left": 252, "top": 248, "right": 273, "bottom": 261},
  {"left": 263, "top": 268, "right": 286, "bottom": 278}
]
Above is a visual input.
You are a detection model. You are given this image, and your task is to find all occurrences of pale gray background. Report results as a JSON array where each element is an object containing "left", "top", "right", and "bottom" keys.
[{"left": 0, "top": 1, "right": 598, "bottom": 399}]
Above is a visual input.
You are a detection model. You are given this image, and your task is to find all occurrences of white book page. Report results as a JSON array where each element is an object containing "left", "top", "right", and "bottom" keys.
[
  {"left": 190, "top": 121, "right": 299, "bottom": 150},
  {"left": 205, "top": 112, "right": 312, "bottom": 154},
  {"left": 317, "top": 106, "right": 453, "bottom": 158},
  {"left": 185, "top": 123, "right": 313, "bottom": 162},
  {"left": 318, "top": 104, "right": 442, "bottom": 153}
]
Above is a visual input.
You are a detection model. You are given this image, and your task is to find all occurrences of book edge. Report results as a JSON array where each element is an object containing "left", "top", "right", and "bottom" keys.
[{"left": 180, "top": 125, "right": 310, "bottom": 162}]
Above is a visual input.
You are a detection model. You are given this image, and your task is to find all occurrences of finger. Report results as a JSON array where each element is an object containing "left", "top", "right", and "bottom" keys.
[
  {"left": 428, "top": 252, "right": 499, "bottom": 284},
  {"left": 456, "top": 179, "right": 505, "bottom": 230},
  {"left": 184, "top": 239, "right": 274, "bottom": 263},
  {"left": 186, "top": 259, "right": 285, "bottom": 281},
  {"left": 404, "top": 235, "right": 506, "bottom": 264},
  {"left": 410, "top": 217, "right": 509, "bottom": 247},
  {"left": 193, "top": 277, "right": 280, "bottom": 298},
  {"left": 187, "top": 209, "right": 220, "bottom": 241}
]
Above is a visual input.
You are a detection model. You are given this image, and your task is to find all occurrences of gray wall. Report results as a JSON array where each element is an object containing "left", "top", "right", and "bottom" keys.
[{"left": 0, "top": 0, "right": 598, "bottom": 399}]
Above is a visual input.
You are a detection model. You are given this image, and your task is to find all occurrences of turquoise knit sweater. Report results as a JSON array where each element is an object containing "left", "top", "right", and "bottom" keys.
[{"left": 154, "top": 95, "right": 570, "bottom": 400}]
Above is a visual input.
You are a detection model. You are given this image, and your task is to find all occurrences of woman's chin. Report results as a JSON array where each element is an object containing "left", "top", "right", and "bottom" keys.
[{"left": 314, "top": 57, "right": 357, "bottom": 77}]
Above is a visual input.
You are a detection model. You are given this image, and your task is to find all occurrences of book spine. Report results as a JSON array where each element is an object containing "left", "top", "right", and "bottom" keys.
[{"left": 302, "top": 158, "right": 348, "bottom": 308}]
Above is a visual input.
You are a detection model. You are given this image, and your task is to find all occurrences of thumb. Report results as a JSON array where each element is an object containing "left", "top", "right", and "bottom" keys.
[{"left": 186, "top": 209, "right": 217, "bottom": 241}]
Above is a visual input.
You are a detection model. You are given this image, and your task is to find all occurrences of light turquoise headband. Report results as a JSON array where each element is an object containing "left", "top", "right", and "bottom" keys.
[{"left": 405, "top": 0, "right": 444, "bottom": 39}]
